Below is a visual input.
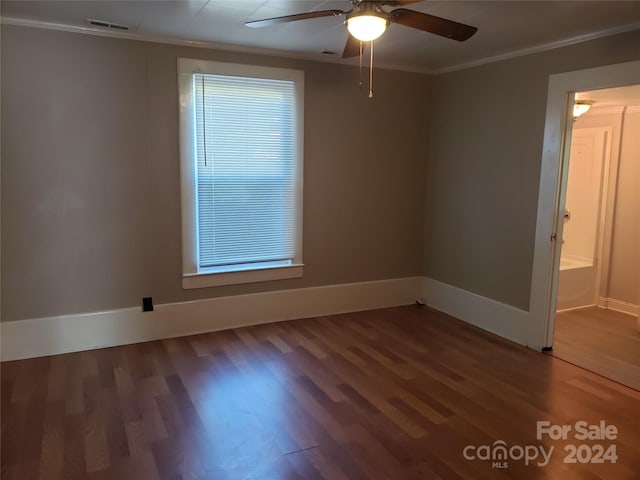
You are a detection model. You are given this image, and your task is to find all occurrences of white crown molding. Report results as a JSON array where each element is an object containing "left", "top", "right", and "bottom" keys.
[
  {"left": 3, "top": 16, "right": 639, "bottom": 76},
  {"left": 0, "top": 276, "right": 422, "bottom": 361},
  {"left": 0, "top": 16, "right": 436, "bottom": 75},
  {"left": 433, "top": 22, "right": 640, "bottom": 75},
  {"left": 0, "top": 16, "right": 329, "bottom": 63}
]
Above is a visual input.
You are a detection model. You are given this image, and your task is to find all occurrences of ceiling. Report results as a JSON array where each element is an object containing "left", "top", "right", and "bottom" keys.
[
  {"left": 578, "top": 85, "right": 640, "bottom": 109},
  {"left": 2, "top": 1, "right": 640, "bottom": 73}
]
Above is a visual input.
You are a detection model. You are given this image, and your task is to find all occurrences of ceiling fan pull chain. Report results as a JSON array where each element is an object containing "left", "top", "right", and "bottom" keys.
[
  {"left": 369, "top": 39, "right": 374, "bottom": 98},
  {"left": 359, "top": 40, "right": 363, "bottom": 88}
]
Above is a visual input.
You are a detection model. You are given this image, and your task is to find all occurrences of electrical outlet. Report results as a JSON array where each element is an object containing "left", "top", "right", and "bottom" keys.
[{"left": 142, "top": 297, "right": 154, "bottom": 312}]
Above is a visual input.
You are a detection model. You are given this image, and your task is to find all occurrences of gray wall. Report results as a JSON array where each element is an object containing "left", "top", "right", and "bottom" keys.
[
  {"left": 3, "top": 24, "right": 640, "bottom": 324},
  {"left": 424, "top": 29, "right": 640, "bottom": 310},
  {"left": 1, "top": 26, "right": 430, "bottom": 322}
]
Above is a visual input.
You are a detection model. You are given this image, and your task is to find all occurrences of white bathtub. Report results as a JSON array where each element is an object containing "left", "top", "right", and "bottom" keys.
[
  {"left": 557, "top": 255, "right": 596, "bottom": 311},
  {"left": 559, "top": 256, "right": 592, "bottom": 271}
]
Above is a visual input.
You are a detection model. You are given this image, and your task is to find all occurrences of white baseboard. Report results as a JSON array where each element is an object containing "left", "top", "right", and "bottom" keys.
[
  {"left": 420, "top": 277, "right": 531, "bottom": 347},
  {"left": 1, "top": 276, "right": 541, "bottom": 361},
  {"left": 0, "top": 277, "right": 422, "bottom": 361},
  {"left": 556, "top": 304, "right": 597, "bottom": 313},
  {"left": 598, "top": 297, "right": 639, "bottom": 316}
]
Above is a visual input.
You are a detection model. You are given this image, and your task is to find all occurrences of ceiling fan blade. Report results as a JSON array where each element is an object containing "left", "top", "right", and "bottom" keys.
[
  {"left": 390, "top": 8, "right": 478, "bottom": 41},
  {"left": 342, "top": 34, "right": 361, "bottom": 58},
  {"left": 246, "top": 9, "right": 345, "bottom": 28}
]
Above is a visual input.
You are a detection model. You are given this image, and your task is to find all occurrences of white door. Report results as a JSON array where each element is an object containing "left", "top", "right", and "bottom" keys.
[{"left": 556, "top": 127, "right": 610, "bottom": 310}]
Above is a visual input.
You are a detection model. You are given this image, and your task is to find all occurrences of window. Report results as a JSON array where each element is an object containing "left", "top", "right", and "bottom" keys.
[{"left": 178, "top": 58, "right": 304, "bottom": 288}]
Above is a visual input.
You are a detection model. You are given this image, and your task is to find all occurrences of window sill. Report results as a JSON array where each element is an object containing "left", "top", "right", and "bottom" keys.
[{"left": 182, "top": 264, "right": 304, "bottom": 289}]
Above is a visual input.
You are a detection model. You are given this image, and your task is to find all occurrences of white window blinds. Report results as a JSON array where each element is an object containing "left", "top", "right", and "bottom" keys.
[{"left": 193, "top": 73, "right": 298, "bottom": 270}]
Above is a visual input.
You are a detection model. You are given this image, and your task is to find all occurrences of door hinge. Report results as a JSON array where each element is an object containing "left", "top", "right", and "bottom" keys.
[{"left": 551, "top": 233, "right": 557, "bottom": 241}]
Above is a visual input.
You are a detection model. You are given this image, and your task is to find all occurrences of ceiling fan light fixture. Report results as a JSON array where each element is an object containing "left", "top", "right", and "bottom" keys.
[{"left": 347, "top": 14, "right": 388, "bottom": 41}]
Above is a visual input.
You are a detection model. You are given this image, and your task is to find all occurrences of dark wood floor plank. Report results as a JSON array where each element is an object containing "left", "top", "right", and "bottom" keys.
[
  {"left": 2, "top": 305, "right": 639, "bottom": 479},
  {"left": 63, "top": 413, "right": 87, "bottom": 479}
]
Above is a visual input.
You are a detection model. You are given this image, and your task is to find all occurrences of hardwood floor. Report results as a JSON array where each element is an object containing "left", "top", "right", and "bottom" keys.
[
  {"left": 553, "top": 307, "right": 640, "bottom": 391},
  {"left": 2, "top": 305, "right": 639, "bottom": 479}
]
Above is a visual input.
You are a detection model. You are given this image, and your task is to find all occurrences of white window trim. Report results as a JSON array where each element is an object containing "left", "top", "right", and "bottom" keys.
[{"left": 178, "top": 58, "right": 304, "bottom": 289}]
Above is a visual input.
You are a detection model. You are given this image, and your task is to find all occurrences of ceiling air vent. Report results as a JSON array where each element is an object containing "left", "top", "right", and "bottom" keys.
[{"left": 87, "top": 19, "right": 129, "bottom": 31}]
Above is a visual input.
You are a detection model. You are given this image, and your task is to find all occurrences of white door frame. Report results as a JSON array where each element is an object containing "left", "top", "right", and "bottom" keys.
[
  {"left": 528, "top": 60, "right": 640, "bottom": 350},
  {"left": 589, "top": 126, "right": 614, "bottom": 308}
]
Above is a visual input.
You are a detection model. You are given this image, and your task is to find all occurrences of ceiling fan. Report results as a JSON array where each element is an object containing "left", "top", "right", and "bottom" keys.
[{"left": 245, "top": 0, "right": 478, "bottom": 59}]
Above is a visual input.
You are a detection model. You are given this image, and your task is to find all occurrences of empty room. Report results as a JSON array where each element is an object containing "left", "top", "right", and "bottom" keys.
[{"left": 1, "top": 1, "right": 640, "bottom": 479}]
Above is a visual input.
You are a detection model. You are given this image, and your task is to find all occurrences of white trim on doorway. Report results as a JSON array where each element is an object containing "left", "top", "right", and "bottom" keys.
[{"left": 529, "top": 60, "right": 640, "bottom": 350}]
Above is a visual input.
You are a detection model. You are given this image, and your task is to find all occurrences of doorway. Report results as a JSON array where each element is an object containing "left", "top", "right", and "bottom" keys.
[
  {"left": 556, "top": 126, "right": 611, "bottom": 312},
  {"left": 550, "top": 86, "right": 640, "bottom": 390},
  {"left": 529, "top": 60, "right": 640, "bottom": 352}
]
